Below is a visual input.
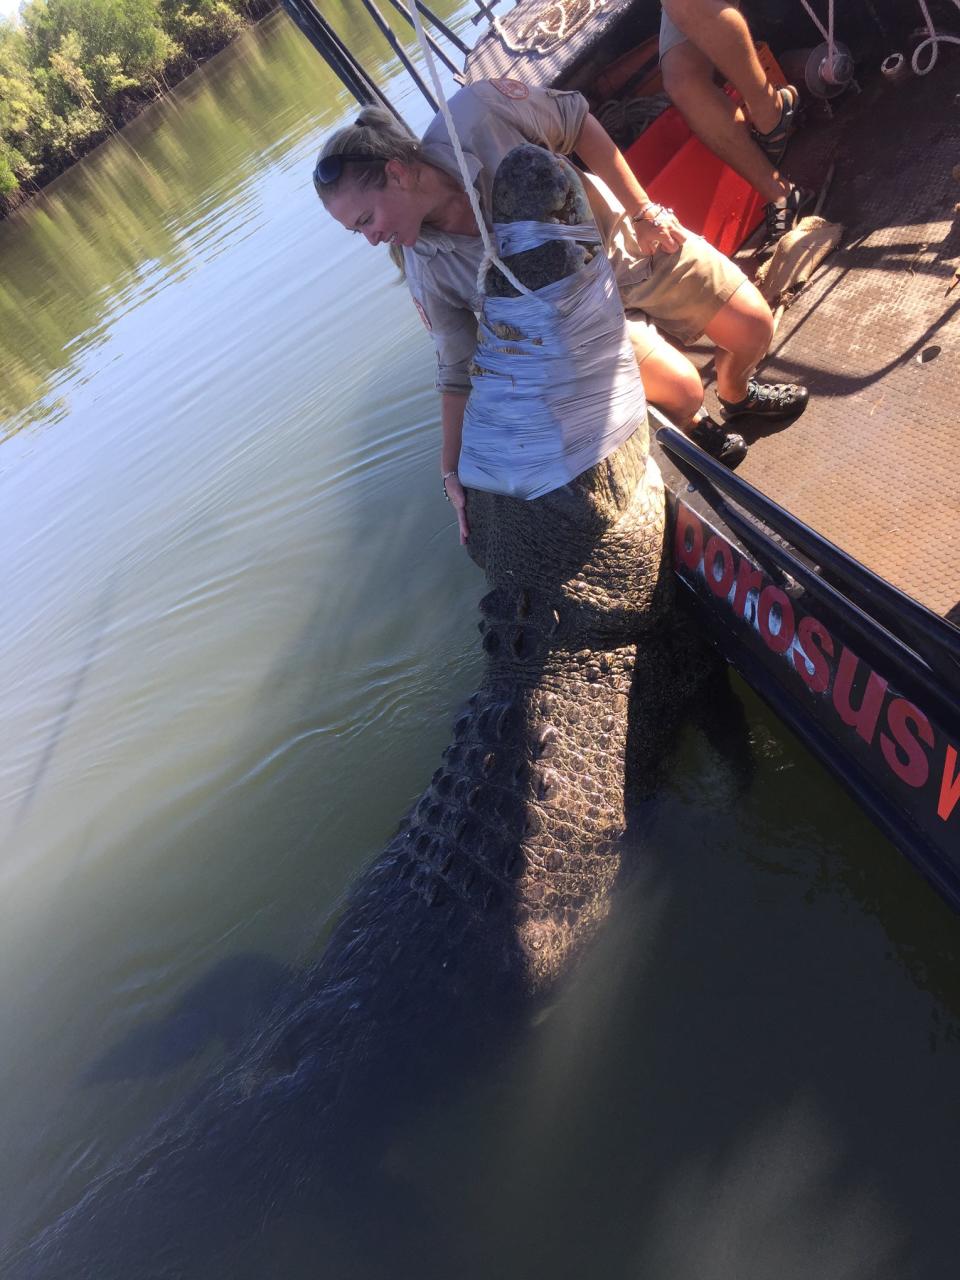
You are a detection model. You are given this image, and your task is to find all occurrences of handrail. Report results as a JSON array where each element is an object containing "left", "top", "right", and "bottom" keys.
[
  {"left": 384, "top": 0, "right": 471, "bottom": 58},
  {"left": 655, "top": 419, "right": 960, "bottom": 700},
  {"left": 471, "top": 0, "right": 506, "bottom": 24},
  {"left": 357, "top": 0, "right": 439, "bottom": 110},
  {"left": 282, "top": 0, "right": 408, "bottom": 124}
]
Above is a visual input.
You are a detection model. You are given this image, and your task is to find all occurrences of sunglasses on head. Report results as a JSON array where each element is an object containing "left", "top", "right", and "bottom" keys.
[{"left": 313, "top": 152, "right": 376, "bottom": 187}]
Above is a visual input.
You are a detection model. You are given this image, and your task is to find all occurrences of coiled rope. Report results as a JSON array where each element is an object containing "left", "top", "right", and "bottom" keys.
[
  {"left": 909, "top": 0, "right": 960, "bottom": 75},
  {"left": 595, "top": 92, "right": 671, "bottom": 149},
  {"left": 491, "top": 0, "right": 607, "bottom": 56}
]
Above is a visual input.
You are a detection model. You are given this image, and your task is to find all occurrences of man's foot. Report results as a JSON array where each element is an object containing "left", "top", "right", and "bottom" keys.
[
  {"left": 764, "top": 185, "right": 816, "bottom": 243},
  {"left": 752, "top": 85, "right": 802, "bottom": 164},
  {"left": 718, "top": 378, "right": 810, "bottom": 422},
  {"left": 686, "top": 416, "right": 748, "bottom": 467}
]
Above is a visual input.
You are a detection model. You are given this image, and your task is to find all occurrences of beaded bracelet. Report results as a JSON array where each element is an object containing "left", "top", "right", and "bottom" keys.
[
  {"left": 632, "top": 202, "right": 673, "bottom": 230},
  {"left": 632, "top": 201, "right": 662, "bottom": 224}
]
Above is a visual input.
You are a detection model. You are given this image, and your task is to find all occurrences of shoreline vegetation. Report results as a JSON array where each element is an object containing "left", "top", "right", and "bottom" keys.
[{"left": 0, "top": 0, "right": 280, "bottom": 218}]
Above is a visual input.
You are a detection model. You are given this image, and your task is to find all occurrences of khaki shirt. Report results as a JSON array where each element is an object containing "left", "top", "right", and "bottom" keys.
[{"left": 403, "top": 79, "right": 654, "bottom": 394}]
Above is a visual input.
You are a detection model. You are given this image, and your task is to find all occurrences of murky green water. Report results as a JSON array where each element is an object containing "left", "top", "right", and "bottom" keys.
[{"left": 1, "top": 8, "right": 959, "bottom": 1277}]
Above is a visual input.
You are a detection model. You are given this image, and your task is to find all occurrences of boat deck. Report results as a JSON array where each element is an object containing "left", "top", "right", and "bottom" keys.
[
  {"left": 468, "top": 8, "right": 959, "bottom": 625},
  {"left": 465, "top": 0, "right": 643, "bottom": 89},
  {"left": 698, "top": 57, "right": 960, "bottom": 625}
]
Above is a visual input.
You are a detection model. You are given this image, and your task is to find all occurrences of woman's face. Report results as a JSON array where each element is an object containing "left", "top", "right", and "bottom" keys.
[{"left": 326, "top": 161, "right": 425, "bottom": 250}]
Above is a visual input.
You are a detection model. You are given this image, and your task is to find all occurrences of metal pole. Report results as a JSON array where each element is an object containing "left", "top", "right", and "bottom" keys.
[
  {"left": 281, "top": 0, "right": 408, "bottom": 125},
  {"left": 357, "top": 0, "right": 438, "bottom": 110},
  {"left": 385, "top": 0, "right": 470, "bottom": 57},
  {"left": 471, "top": 0, "right": 499, "bottom": 26},
  {"left": 383, "top": 0, "right": 463, "bottom": 74}
]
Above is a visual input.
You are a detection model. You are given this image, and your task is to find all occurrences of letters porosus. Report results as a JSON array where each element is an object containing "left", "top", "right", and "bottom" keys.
[{"left": 676, "top": 504, "right": 960, "bottom": 824}]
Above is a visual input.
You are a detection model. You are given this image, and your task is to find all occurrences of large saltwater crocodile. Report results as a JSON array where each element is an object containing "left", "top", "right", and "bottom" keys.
[{"left": 9, "top": 147, "right": 718, "bottom": 1278}]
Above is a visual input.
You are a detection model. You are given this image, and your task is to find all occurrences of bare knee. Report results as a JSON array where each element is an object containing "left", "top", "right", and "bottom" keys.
[
  {"left": 707, "top": 284, "right": 774, "bottom": 361},
  {"left": 737, "top": 306, "right": 774, "bottom": 359},
  {"left": 740, "top": 292, "right": 775, "bottom": 355},
  {"left": 661, "top": 41, "right": 715, "bottom": 109},
  {"left": 638, "top": 347, "right": 703, "bottom": 425}
]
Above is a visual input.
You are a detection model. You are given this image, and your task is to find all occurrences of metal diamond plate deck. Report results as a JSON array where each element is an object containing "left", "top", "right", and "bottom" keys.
[
  {"left": 465, "top": 0, "right": 644, "bottom": 89},
  {"left": 707, "top": 61, "right": 960, "bottom": 621}
]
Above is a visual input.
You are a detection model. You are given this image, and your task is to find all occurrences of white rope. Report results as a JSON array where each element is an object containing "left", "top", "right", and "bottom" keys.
[
  {"left": 797, "top": 0, "right": 830, "bottom": 45},
  {"left": 911, "top": 0, "right": 960, "bottom": 75},
  {"left": 797, "top": 0, "right": 836, "bottom": 75},
  {"left": 407, "top": 0, "right": 536, "bottom": 298},
  {"left": 492, "top": 0, "right": 606, "bottom": 56},
  {"left": 799, "top": 0, "right": 960, "bottom": 80}
]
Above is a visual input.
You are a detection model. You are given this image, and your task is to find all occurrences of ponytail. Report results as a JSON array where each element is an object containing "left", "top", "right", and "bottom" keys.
[{"left": 314, "top": 107, "right": 421, "bottom": 204}]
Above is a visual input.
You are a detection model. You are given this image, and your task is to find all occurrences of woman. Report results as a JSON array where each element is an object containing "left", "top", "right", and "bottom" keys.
[{"left": 315, "top": 78, "right": 807, "bottom": 540}]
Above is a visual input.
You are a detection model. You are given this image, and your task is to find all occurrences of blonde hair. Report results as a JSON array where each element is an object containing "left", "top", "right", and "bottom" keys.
[
  {"left": 314, "top": 106, "right": 422, "bottom": 202},
  {"left": 314, "top": 106, "right": 421, "bottom": 274}
]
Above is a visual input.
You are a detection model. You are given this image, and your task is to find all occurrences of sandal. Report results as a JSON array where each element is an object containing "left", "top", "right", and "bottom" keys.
[
  {"left": 752, "top": 84, "right": 801, "bottom": 164},
  {"left": 687, "top": 416, "right": 748, "bottom": 467},
  {"left": 764, "top": 185, "right": 816, "bottom": 243},
  {"left": 718, "top": 378, "right": 809, "bottom": 422}
]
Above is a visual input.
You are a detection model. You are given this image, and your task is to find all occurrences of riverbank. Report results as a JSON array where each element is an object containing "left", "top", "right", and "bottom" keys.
[{"left": 0, "top": 0, "right": 280, "bottom": 220}]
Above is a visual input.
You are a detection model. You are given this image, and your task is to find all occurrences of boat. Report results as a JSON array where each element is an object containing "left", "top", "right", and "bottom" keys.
[{"left": 284, "top": 0, "right": 960, "bottom": 901}]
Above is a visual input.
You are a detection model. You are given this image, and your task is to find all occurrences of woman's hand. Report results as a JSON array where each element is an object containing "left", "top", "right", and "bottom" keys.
[
  {"left": 632, "top": 204, "right": 686, "bottom": 256},
  {"left": 444, "top": 472, "right": 469, "bottom": 544}
]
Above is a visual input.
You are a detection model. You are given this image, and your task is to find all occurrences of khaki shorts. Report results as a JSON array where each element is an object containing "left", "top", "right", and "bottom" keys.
[{"left": 620, "top": 231, "right": 748, "bottom": 360}]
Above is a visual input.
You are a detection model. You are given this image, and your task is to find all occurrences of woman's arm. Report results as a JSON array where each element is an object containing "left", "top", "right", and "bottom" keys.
[
  {"left": 441, "top": 390, "right": 470, "bottom": 544},
  {"left": 572, "top": 113, "right": 686, "bottom": 254}
]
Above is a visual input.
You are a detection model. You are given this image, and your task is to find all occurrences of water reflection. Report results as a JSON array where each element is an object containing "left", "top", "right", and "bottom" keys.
[{"left": 0, "top": 1, "right": 458, "bottom": 426}]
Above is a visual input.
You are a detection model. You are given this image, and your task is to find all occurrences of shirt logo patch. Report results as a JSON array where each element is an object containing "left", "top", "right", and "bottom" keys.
[
  {"left": 491, "top": 77, "right": 529, "bottom": 100},
  {"left": 413, "top": 298, "right": 432, "bottom": 331}
]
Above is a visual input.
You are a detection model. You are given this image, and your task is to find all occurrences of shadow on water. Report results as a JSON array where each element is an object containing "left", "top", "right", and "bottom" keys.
[
  {"left": 82, "top": 954, "right": 293, "bottom": 1083},
  {"left": 38, "top": 651, "right": 960, "bottom": 1280},
  {"left": 11, "top": 574, "right": 118, "bottom": 833}
]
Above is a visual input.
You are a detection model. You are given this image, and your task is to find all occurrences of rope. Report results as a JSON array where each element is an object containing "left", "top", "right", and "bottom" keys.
[
  {"left": 797, "top": 0, "right": 836, "bottom": 72},
  {"left": 407, "top": 0, "right": 537, "bottom": 298},
  {"left": 595, "top": 93, "right": 671, "bottom": 149},
  {"left": 797, "top": 0, "right": 830, "bottom": 45},
  {"left": 799, "top": 0, "right": 960, "bottom": 79},
  {"left": 910, "top": 0, "right": 960, "bottom": 75},
  {"left": 492, "top": 0, "right": 606, "bottom": 55}
]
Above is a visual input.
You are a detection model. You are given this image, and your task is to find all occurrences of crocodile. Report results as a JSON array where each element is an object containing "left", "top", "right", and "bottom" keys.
[{"left": 8, "top": 145, "right": 716, "bottom": 1280}]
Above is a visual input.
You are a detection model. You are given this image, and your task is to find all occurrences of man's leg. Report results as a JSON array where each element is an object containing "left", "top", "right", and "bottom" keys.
[
  {"left": 660, "top": 39, "right": 788, "bottom": 204},
  {"left": 659, "top": 2, "right": 811, "bottom": 239},
  {"left": 662, "top": 0, "right": 782, "bottom": 133}
]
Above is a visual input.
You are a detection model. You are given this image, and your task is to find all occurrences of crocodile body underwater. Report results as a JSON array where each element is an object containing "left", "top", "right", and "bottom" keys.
[{"left": 7, "top": 147, "right": 717, "bottom": 1279}]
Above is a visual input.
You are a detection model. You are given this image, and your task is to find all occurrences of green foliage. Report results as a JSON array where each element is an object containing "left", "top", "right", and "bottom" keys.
[
  {"left": 161, "top": 0, "right": 244, "bottom": 57},
  {"left": 0, "top": 0, "right": 276, "bottom": 203},
  {"left": 0, "top": 21, "right": 44, "bottom": 177}
]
